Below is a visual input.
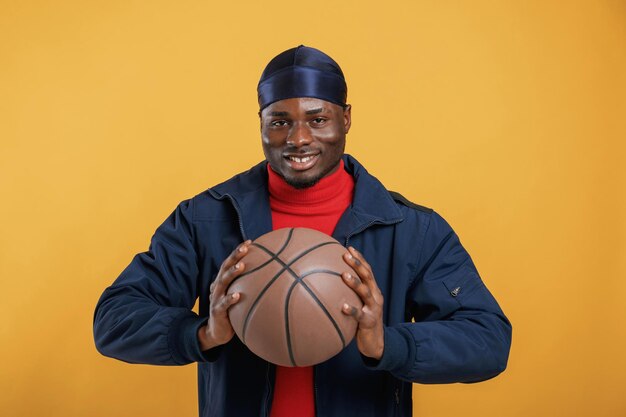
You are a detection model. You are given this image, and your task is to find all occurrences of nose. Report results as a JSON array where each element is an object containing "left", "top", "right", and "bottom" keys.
[{"left": 286, "top": 122, "right": 313, "bottom": 148}]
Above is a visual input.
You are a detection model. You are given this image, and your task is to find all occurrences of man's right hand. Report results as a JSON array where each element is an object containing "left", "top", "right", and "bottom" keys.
[{"left": 197, "top": 240, "right": 252, "bottom": 351}]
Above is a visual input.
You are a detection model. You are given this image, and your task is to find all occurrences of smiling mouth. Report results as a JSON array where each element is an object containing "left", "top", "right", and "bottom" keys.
[
  {"left": 283, "top": 153, "right": 320, "bottom": 170},
  {"left": 287, "top": 155, "right": 315, "bottom": 163}
]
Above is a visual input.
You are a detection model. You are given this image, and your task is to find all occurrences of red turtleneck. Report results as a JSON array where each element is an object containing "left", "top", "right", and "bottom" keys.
[{"left": 267, "top": 160, "right": 354, "bottom": 417}]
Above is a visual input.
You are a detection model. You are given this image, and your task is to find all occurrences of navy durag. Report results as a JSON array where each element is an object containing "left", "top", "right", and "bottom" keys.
[{"left": 257, "top": 45, "right": 347, "bottom": 110}]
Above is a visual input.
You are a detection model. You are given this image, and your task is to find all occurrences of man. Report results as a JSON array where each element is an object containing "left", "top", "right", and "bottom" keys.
[{"left": 94, "top": 45, "right": 512, "bottom": 417}]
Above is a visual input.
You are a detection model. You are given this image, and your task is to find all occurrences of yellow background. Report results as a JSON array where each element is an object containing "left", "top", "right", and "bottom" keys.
[{"left": 1, "top": 1, "right": 625, "bottom": 416}]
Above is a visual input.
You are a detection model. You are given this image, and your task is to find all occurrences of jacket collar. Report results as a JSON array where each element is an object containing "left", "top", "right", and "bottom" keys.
[
  {"left": 333, "top": 155, "right": 403, "bottom": 245},
  {"left": 208, "top": 154, "right": 403, "bottom": 243}
]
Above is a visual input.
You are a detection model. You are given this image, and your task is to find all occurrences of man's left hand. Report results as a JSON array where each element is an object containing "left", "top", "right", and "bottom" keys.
[{"left": 341, "top": 246, "right": 385, "bottom": 360}]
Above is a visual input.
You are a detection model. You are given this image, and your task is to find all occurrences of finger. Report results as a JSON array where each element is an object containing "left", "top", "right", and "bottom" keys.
[
  {"left": 342, "top": 271, "right": 374, "bottom": 303},
  {"left": 214, "top": 260, "right": 246, "bottom": 296},
  {"left": 343, "top": 252, "right": 374, "bottom": 287},
  {"left": 227, "top": 240, "right": 253, "bottom": 267},
  {"left": 218, "top": 240, "right": 251, "bottom": 274},
  {"left": 348, "top": 246, "right": 373, "bottom": 275},
  {"left": 219, "top": 292, "right": 240, "bottom": 311},
  {"left": 345, "top": 248, "right": 384, "bottom": 302},
  {"left": 343, "top": 302, "right": 381, "bottom": 331},
  {"left": 209, "top": 293, "right": 241, "bottom": 329},
  {"left": 342, "top": 303, "right": 362, "bottom": 320},
  {"left": 211, "top": 291, "right": 240, "bottom": 314},
  {"left": 343, "top": 252, "right": 373, "bottom": 277},
  {"left": 213, "top": 241, "right": 252, "bottom": 294}
]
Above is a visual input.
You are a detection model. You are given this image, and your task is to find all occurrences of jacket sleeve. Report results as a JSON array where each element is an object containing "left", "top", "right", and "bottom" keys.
[
  {"left": 93, "top": 199, "right": 214, "bottom": 365},
  {"left": 367, "top": 211, "right": 512, "bottom": 383}
]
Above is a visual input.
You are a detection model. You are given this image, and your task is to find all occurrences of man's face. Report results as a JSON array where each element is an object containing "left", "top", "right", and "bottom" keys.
[{"left": 260, "top": 97, "right": 351, "bottom": 189}]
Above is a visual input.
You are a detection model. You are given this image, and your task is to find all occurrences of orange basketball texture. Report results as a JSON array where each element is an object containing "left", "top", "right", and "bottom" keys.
[{"left": 227, "top": 228, "right": 362, "bottom": 367}]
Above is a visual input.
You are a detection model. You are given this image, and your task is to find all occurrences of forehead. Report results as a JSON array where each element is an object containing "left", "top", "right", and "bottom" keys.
[{"left": 261, "top": 97, "right": 340, "bottom": 117}]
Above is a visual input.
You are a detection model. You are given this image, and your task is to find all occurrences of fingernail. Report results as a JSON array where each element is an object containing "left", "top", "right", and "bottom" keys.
[
  {"left": 343, "top": 303, "right": 349, "bottom": 310},
  {"left": 345, "top": 273, "right": 352, "bottom": 280},
  {"left": 234, "top": 263, "right": 241, "bottom": 270}
]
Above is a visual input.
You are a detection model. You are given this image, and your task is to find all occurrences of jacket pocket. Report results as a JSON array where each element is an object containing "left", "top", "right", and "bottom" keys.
[{"left": 441, "top": 267, "right": 485, "bottom": 308}]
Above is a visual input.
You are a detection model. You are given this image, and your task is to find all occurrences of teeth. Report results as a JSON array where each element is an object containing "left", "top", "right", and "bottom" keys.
[{"left": 289, "top": 155, "right": 314, "bottom": 163}]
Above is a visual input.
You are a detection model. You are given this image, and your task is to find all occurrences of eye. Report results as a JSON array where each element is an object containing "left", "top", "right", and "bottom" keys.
[
  {"left": 311, "top": 117, "right": 327, "bottom": 125},
  {"left": 270, "top": 120, "right": 289, "bottom": 127}
]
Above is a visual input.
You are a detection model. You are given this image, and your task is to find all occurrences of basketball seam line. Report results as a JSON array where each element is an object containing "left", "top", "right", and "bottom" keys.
[
  {"left": 261, "top": 249, "right": 344, "bottom": 367},
  {"left": 241, "top": 239, "right": 339, "bottom": 346},
  {"left": 241, "top": 231, "right": 345, "bottom": 366},
  {"left": 284, "top": 269, "right": 346, "bottom": 366},
  {"left": 231, "top": 228, "right": 295, "bottom": 283},
  {"left": 240, "top": 228, "right": 296, "bottom": 344}
]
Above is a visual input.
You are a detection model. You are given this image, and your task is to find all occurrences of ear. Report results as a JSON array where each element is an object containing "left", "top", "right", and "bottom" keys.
[{"left": 343, "top": 104, "right": 352, "bottom": 134}]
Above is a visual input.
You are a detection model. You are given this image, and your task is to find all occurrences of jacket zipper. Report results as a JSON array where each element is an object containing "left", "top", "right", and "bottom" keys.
[
  {"left": 219, "top": 191, "right": 276, "bottom": 415},
  {"left": 263, "top": 363, "right": 272, "bottom": 417},
  {"left": 313, "top": 366, "right": 319, "bottom": 415},
  {"left": 206, "top": 189, "right": 249, "bottom": 240},
  {"left": 226, "top": 193, "right": 275, "bottom": 416},
  {"left": 223, "top": 194, "right": 248, "bottom": 241},
  {"left": 393, "top": 385, "right": 401, "bottom": 417},
  {"left": 346, "top": 217, "right": 403, "bottom": 417}
]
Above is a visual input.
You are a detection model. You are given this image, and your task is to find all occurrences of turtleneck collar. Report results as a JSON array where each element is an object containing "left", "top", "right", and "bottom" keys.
[{"left": 267, "top": 159, "right": 353, "bottom": 207}]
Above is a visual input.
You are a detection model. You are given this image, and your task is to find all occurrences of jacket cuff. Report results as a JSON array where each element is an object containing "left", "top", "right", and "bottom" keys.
[
  {"left": 361, "top": 326, "right": 411, "bottom": 372},
  {"left": 169, "top": 314, "right": 223, "bottom": 363}
]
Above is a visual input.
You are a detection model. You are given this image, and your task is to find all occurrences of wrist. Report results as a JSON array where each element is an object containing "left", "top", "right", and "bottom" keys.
[
  {"left": 365, "top": 340, "right": 384, "bottom": 360},
  {"left": 197, "top": 325, "right": 217, "bottom": 351}
]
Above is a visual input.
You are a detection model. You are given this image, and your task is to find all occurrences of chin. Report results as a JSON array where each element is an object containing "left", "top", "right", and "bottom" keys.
[{"left": 284, "top": 175, "right": 321, "bottom": 189}]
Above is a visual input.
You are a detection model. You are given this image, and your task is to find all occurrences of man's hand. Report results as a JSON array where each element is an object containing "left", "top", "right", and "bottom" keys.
[
  {"left": 341, "top": 246, "right": 385, "bottom": 360},
  {"left": 197, "top": 240, "right": 252, "bottom": 351}
]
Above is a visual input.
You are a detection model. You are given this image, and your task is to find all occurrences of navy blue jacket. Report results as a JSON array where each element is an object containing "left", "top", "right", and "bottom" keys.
[{"left": 94, "top": 155, "right": 511, "bottom": 417}]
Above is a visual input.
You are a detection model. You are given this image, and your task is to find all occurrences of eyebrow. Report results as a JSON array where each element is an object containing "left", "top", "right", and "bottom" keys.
[{"left": 268, "top": 107, "right": 325, "bottom": 117}]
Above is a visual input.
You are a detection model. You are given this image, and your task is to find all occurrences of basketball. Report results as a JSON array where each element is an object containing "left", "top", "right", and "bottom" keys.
[{"left": 227, "top": 227, "right": 362, "bottom": 367}]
